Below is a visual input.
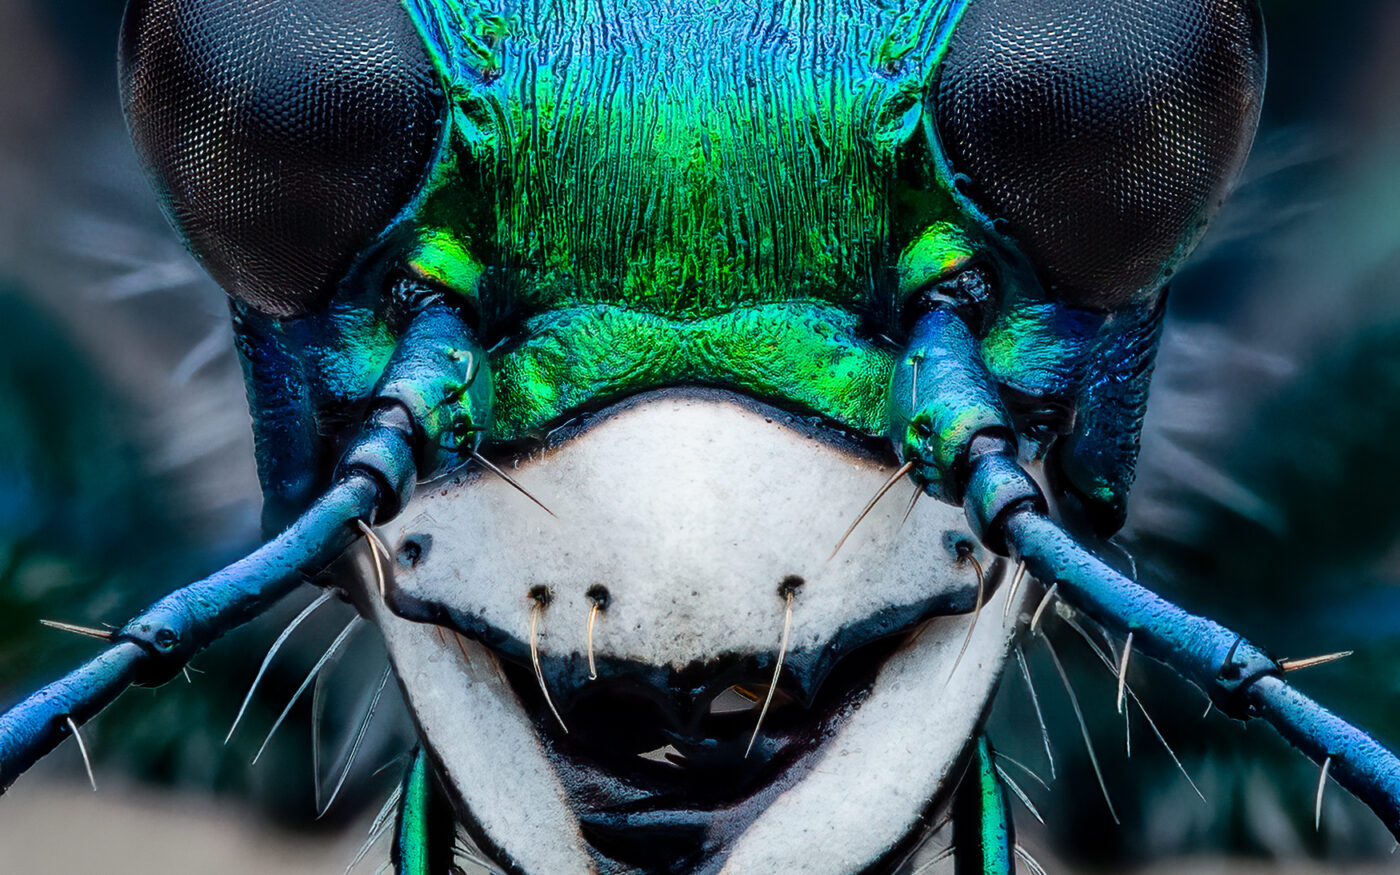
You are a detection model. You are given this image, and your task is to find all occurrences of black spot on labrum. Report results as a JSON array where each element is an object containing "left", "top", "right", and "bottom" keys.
[{"left": 397, "top": 534, "right": 430, "bottom": 568}]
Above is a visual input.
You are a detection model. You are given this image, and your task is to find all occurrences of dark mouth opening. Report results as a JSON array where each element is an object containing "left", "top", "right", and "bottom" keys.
[{"left": 491, "top": 629, "right": 911, "bottom": 872}]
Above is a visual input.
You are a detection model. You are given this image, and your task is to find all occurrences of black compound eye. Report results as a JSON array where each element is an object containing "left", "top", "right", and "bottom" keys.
[
  {"left": 119, "top": 0, "right": 446, "bottom": 317},
  {"left": 934, "top": 0, "right": 1265, "bottom": 310}
]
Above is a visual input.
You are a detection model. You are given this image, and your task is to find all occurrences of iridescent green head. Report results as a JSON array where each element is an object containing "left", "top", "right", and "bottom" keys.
[
  {"left": 121, "top": 0, "right": 1262, "bottom": 461},
  {"left": 118, "top": 0, "right": 1265, "bottom": 869}
]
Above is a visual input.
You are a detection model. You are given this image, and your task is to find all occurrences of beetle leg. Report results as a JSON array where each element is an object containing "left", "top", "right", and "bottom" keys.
[
  {"left": 393, "top": 749, "right": 457, "bottom": 875},
  {"left": 952, "top": 736, "right": 1015, "bottom": 875}
]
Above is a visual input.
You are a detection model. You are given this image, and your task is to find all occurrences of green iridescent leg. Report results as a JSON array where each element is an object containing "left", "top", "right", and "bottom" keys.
[
  {"left": 952, "top": 736, "right": 1014, "bottom": 875},
  {"left": 394, "top": 749, "right": 456, "bottom": 875}
]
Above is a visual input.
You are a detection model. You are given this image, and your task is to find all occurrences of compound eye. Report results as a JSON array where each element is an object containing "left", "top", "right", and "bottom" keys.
[
  {"left": 934, "top": 0, "right": 1265, "bottom": 310},
  {"left": 120, "top": 0, "right": 445, "bottom": 316}
]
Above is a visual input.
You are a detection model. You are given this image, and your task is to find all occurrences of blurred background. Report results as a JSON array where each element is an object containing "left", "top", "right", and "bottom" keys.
[{"left": 1, "top": 0, "right": 1398, "bottom": 871}]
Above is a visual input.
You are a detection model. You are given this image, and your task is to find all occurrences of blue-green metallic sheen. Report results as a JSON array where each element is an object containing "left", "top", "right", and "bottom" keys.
[
  {"left": 393, "top": 749, "right": 455, "bottom": 875},
  {"left": 952, "top": 737, "right": 1013, "bottom": 874}
]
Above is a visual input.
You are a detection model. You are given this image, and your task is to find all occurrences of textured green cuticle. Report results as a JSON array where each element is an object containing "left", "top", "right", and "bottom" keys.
[
  {"left": 397, "top": 759, "right": 432, "bottom": 874},
  {"left": 286, "top": 303, "right": 397, "bottom": 405},
  {"left": 407, "top": 228, "right": 487, "bottom": 297},
  {"left": 489, "top": 302, "right": 894, "bottom": 440},
  {"left": 897, "top": 221, "right": 975, "bottom": 297},
  {"left": 400, "top": 0, "right": 975, "bottom": 437},
  {"left": 979, "top": 301, "right": 1104, "bottom": 398}
]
